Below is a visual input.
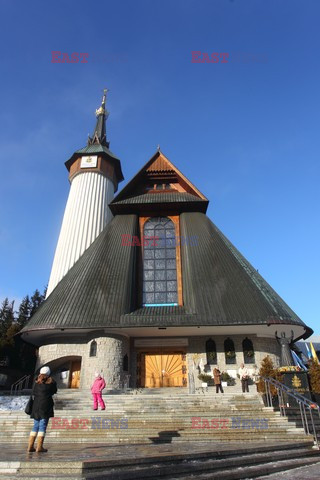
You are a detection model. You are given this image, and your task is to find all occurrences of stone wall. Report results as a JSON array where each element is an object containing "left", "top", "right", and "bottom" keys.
[
  {"left": 36, "top": 334, "right": 280, "bottom": 390},
  {"left": 186, "top": 335, "right": 281, "bottom": 389},
  {"left": 83, "top": 335, "right": 130, "bottom": 389},
  {"left": 36, "top": 334, "right": 130, "bottom": 390}
]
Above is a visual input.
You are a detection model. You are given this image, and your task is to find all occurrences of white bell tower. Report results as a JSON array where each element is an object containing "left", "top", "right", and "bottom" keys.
[{"left": 46, "top": 90, "right": 123, "bottom": 297}]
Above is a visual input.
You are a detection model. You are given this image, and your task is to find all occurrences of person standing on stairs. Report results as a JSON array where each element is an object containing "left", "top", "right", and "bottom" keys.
[
  {"left": 213, "top": 367, "right": 224, "bottom": 393},
  {"left": 239, "top": 363, "right": 250, "bottom": 393},
  {"left": 91, "top": 372, "right": 106, "bottom": 410},
  {"left": 27, "top": 366, "right": 57, "bottom": 453}
]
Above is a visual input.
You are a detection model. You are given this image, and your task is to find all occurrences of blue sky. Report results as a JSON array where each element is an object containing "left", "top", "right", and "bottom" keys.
[{"left": 0, "top": 0, "right": 319, "bottom": 334}]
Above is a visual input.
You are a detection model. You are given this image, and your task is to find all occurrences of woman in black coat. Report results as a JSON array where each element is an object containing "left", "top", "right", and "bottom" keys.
[{"left": 27, "top": 366, "right": 57, "bottom": 453}]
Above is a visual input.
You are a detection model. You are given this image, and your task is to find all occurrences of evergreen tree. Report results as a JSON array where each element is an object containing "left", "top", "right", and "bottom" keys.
[
  {"left": 30, "top": 289, "right": 45, "bottom": 317},
  {"left": 0, "top": 298, "right": 15, "bottom": 350},
  {"left": 3, "top": 323, "right": 20, "bottom": 347},
  {"left": 16, "top": 295, "right": 31, "bottom": 328},
  {"left": 309, "top": 359, "right": 320, "bottom": 394},
  {"left": 0, "top": 298, "right": 17, "bottom": 367},
  {"left": 16, "top": 287, "right": 46, "bottom": 372},
  {"left": 0, "top": 288, "right": 45, "bottom": 372},
  {"left": 257, "top": 355, "right": 283, "bottom": 396}
]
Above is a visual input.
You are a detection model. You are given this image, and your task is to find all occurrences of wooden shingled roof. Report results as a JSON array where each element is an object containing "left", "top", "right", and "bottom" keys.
[{"left": 22, "top": 211, "right": 311, "bottom": 338}]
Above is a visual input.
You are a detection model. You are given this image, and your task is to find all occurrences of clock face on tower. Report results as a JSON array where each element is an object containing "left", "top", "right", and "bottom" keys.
[{"left": 80, "top": 155, "right": 98, "bottom": 169}]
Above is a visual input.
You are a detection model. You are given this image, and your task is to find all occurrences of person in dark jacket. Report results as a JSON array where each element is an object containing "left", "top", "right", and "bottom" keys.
[{"left": 27, "top": 366, "right": 57, "bottom": 453}]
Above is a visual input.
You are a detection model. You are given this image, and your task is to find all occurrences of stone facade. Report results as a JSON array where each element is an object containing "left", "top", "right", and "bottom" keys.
[
  {"left": 186, "top": 335, "right": 280, "bottom": 389},
  {"left": 36, "top": 334, "right": 130, "bottom": 390},
  {"left": 36, "top": 334, "right": 280, "bottom": 390},
  {"left": 84, "top": 335, "right": 130, "bottom": 389}
]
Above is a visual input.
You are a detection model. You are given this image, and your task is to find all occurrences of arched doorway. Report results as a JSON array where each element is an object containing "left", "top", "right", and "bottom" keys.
[{"left": 41, "top": 356, "right": 82, "bottom": 389}]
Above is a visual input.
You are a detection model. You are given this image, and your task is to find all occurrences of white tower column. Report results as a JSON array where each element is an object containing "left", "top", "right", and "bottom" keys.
[
  {"left": 46, "top": 171, "right": 114, "bottom": 296},
  {"left": 46, "top": 90, "right": 123, "bottom": 297}
]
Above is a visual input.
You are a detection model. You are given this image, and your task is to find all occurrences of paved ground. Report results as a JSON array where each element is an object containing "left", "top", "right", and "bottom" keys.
[
  {"left": 0, "top": 440, "right": 264, "bottom": 463},
  {"left": 0, "top": 441, "right": 319, "bottom": 479},
  {"left": 255, "top": 461, "right": 320, "bottom": 479}
]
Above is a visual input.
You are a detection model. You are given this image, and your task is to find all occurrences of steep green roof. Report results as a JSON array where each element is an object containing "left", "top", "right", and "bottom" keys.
[
  {"left": 75, "top": 144, "right": 120, "bottom": 161},
  {"left": 110, "top": 192, "right": 208, "bottom": 214},
  {"left": 22, "top": 212, "right": 311, "bottom": 338},
  {"left": 65, "top": 144, "right": 124, "bottom": 184}
]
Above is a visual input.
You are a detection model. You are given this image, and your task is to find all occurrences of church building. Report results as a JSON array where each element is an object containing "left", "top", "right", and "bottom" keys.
[{"left": 20, "top": 92, "right": 312, "bottom": 390}]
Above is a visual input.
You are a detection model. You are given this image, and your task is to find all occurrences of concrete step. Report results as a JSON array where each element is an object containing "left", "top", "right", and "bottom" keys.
[
  {"left": 1, "top": 428, "right": 309, "bottom": 444},
  {"left": 0, "top": 441, "right": 317, "bottom": 479},
  {"left": 0, "top": 393, "right": 313, "bottom": 446},
  {"left": 168, "top": 455, "right": 320, "bottom": 480}
]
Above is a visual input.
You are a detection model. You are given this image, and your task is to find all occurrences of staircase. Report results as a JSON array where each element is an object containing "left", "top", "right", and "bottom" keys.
[
  {"left": 279, "top": 405, "right": 320, "bottom": 442},
  {"left": 0, "top": 389, "right": 314, "bottom": 445},
  {"left": 0, "top": 390, "right": 319, "bottom": 479}
]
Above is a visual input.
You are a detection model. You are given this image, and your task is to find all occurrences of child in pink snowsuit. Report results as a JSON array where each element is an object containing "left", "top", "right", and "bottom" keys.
[{"left": 91, "top": 372, "right": 106, "bottom": 410}]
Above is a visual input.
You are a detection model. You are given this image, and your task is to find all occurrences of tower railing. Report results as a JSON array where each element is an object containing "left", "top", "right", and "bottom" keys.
[{"left": 262, "top": 376, "right": 320, "bottom": 449}]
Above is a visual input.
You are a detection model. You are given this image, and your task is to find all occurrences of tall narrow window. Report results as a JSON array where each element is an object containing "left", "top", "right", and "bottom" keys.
[
  {"left": 143, "top": 217, "right": 178, "bottom": 306},
  {"left": 206, "top": 339, "right": 217, "bottom": 365},
  {"left": 123, "top": 354, "right": 129, "bottom": 372},
  {"left": 242, "top": 338, "right": 255, "bottom": 364},
  {"left": 89, "top": 340, "right": 97, "bottom": 357},
  {"left": 224, "top": 338, "right": 236, "bottom": 365}
]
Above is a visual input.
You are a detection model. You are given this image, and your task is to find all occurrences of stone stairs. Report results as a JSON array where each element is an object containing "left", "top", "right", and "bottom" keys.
[
  {"left": 0, "top": 389, "right": 314, "bottom": 445},
  {"left": 279, "top": 405, "right": 320, "bottom": 441},
  {"left": 0, "top": 441, "right": 319, "bottom": 479}
]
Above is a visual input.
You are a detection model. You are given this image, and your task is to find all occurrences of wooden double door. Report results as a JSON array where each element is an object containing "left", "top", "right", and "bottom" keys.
[
  {"left": 138, "top": 350, "right": 187, "bottom": 388},
  {"left": 69, "top": 360, "right": 81, "bottom": 388}
]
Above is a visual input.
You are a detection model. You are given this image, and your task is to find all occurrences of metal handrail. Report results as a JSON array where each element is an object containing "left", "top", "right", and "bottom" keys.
[
  {"left": 10, "top": 375, "right": 27, "bottom": 395},
  {"left": 262, "top": 376, "right": 320, "bottom": 449},
  {"left": 10, "top": 374, "right": 31, "bottom": 395},
  {"left": 188, "top": 372, "right": 195, "bottom": 394}
]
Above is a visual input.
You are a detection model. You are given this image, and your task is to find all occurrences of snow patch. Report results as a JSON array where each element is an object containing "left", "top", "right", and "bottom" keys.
[{"left": 0, "top": 396, "right": 29, "bottom": 411}]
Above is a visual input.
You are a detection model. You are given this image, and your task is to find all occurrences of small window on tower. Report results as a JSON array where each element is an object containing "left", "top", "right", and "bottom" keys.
[{"left": 89, "top": 340, "right": 97, "bottom": 357}]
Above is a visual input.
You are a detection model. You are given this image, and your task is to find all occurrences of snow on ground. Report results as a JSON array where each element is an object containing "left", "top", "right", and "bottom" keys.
[{"left": 0, "top": 396, "right": 29, "bottom": 410}]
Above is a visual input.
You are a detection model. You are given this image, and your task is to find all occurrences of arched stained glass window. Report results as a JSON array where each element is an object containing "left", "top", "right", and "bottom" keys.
[
  {"left": 224, "top": 338, "right": 236, "bottom": 365},
  {"left": 206, "top": 339, "right": 217, "bottom": 365},
  {"left": 242, "top": 338, "right": 255, "bottom": 364},
  {"left": 143, "top": 217, "right": 178, "bottom": 306}
]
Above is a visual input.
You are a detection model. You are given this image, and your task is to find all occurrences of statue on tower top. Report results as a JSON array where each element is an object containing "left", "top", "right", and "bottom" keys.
[
  {"left": 88, "top": 89, "right": 109, "bottom": 147},
  {"left": 95, "top": 88, "right": 109, "bottom": 117}
]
